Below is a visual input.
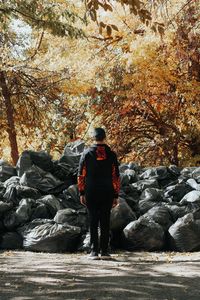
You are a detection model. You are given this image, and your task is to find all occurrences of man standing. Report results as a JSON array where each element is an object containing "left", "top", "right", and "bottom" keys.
[{"left": 78, "top": 128, "right": 120, "bottom": 259}]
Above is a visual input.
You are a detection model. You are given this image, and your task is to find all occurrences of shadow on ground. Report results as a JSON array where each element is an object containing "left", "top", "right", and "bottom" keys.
[{"left": 0, "top": 251, "right": 199, "bottom": 300}]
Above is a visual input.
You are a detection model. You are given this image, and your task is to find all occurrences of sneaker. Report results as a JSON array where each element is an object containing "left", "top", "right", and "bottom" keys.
[
  {"left": 100, "top": 252, "right": 111, "bottom": 260},
  {"left": 88, "top": 251, "right": 99, "bottom": 260}
]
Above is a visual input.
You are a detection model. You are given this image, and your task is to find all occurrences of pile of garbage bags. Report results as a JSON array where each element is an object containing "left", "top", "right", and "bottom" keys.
[{"left": 1, "top": 140, "right": 200, "bottom": 253}]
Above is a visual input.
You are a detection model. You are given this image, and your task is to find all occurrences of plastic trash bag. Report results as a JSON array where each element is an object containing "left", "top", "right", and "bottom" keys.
[
  {"left": 30, "top": 203, "right": 51, "bottom": 220},
  {"left": 192, "top": 167, "right": 200, "bottom": 183},
  {"left": 59, "top": 185, "right": 84, "bottom": 210},
  {"left": 138, "top": 199, "right": 158, "bottom": 215},
  {"left": 3, "top": 177, "right": 20, "bottom": 204},
  {"left": 16, "top": 150, "right": 54, "bottom": 177},
  {"left": 15, "top": 198, "right": 33, "bottom": 223},
  {"left": 132, "top": 179, "right": 159, "bottom": 193},
  {"left": 18, "top": 219, "right": 81, "bottom": 252},
  {"left": 110, "top": 198, "right": 137, "bottom": 231},
  {"left": 36, "top": 195, "right": 63, "bottom": 217},
  {"left": 0, "top": 201, "right": 13, "bottom": 214},
  {"left": 168, "top": 213, "right": 200, "bottom": 251},
  {"left": 180, "top": 191, "right": 200, "bottom": 205},
  {"left": 16, "top": 185, "right": 41, "bottom": 200},
  {"left": 54, "top": 208, "right": 88, "bottom": 232},
  {"left": 140, "top": 188, "right": 164, "bottom": 202},
  {"left": 3, "top": 211, "right": 23, "bottom": 230},
  {"left": 164, "top": 182, "right": 193, "bottom": 202},
  {"left": 52, "top": 160, "right": 75, "bottom": 181},
  {"left": 0, "top": 160, "right": 16, "bottom": 182},
  {"left": 139, "top": 166, "right": 169, "bottom": 180},
  {"left": 164, "top": 204, "right": 189, "bottom": 222},
  {"left": 78, "top": 231, "right": 91, "bottom": 252},
  {"left": 20, "top": 165, "right": 66, "bottom": 194},
  {"left": 123, "top": 217, "right": 165, "bottom": 251},
  {"left": 187, "top": 179, "right": 200, "bottom": 191},
  {"left": 143, "top": 205, "right": 173, "bottom": 230},
  {"left": 60, "top": 140, "right": 85, "bottom": 169},
  {"left": 0, "top": 232, "right": 23, "bottom": 250}
]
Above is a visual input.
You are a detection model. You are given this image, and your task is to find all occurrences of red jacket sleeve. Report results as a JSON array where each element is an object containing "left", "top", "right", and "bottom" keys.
[
  {"left": 77, "top": 153, "right": 87, "bottom": 196},
  {"left": 112, "top": 153, "right": 120, "bottom": 198}
]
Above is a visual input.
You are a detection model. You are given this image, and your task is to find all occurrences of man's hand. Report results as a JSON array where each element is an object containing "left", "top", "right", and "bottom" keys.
[
  {"left": 112, "top": 198, "right": 119, "bottom": 208},
  {"left": 80, "top": 195, "right": 86, "bottom": 207}
]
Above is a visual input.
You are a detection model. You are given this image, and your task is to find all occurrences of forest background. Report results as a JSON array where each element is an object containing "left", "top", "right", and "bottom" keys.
[{"left": 0, "top": 0, "right": 199, "bottom": 167}]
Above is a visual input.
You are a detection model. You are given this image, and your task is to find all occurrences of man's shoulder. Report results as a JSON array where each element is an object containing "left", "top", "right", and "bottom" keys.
[{"left": 82, "top": 146, "right": 94, "bottom": 156}]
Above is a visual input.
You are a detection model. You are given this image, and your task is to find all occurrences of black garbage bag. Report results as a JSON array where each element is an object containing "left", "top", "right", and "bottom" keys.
[
  {"left": 128, "top": 162, "right": 141, "bottom": 172},
  {"left": 16, "top": 185, "right": 41, "bottom": 200},
  {"left": 16, "top": 151, "right": 32, "bottom": 177},
  {"left": 18, "top": 219, "right": 81, "bottom": 252},
  {"left": 30, "top": 150, "right": 54, "bottom": 172},
  {"left": 110, "top": 198, "right": 137, "bottom": 231},
  {"left": 16, "top": 150, "right": 54, "bottom": 177},
  {"left": 180, "top": 167, "right": 196, "bottom": 179},
  {"left": 0, "top": 181, "right": 5, "bottom": 198},
  {"left": 123, "top": 217, "right": 165, "bottom": 251},
  {"left": 0, "top": 201, "right": 13, "bottom": 214},
  {"left": 138, "top": 199, "right": 158, "bottom": 215},
  {"left": 3, "top": 198, "right": 33, "bottom": 230},
  {"left": 16, "top": 198, "right": 34, "bottom": 223},
  {"left": 164, "top": 182, "right": 193, "bottom": 202},
  {"left": 0, "top": 160, "right": 16, "bottom": 182},
  {"left": 120, "top": 173, "right": 131, "bottom": 187},
  {"left": 132, "top": 179, "right": 159, "bottom": 193},
  {"left": 187, "top": 179, "right": 200, "bottom": 191},
  {"left": 192, "top": 167, "right": 200, "bottom": 183},
  {"left": 3, "top": 185, "right": 18, "bottom": 204},
  {"left": 180, "top": 191, "right": 200, "bottom": 205},
  {"left": 78, "top": 232, "right": 90, "bottom": 252},
  {"left": 123, "top": 169, "right": 138, "bottom": 183},
  {"left": 36, "top": 195, "right": 63, "bottom": 217},
  {"left": 30, "top": 203, "right": 52, "bottom": 220},
  {"left": 0, "top": 220, "right": 5, "bottom": 232},
  {"left": 119, "top": 163, "right": 129, "bottom": 173},
  {"left": 60, "top": 140, "right": 85, "bottom": 169},
  {"left": 179, "top": 191, "right": 200, "bottom": 213},
  {"left": 168, "top": 165, "right": 181, "bottom": 177},
  {"left": 4, "top": 176, "right": 20, "bottom": 189},
  {"left": 60, "top": 185, "right": 84, "bottom": 210},
  {"left": 52, "top": 160, "right": 75, "bottom": 181},
  {"left": 3, "top": 176, "right": 20, "bottom": 204},
  {"left": 20, "top": 165, "right": 66, "bottom": 194},
  {"left": 3, "top": 211, "right": 22, "bottom": 230},
  {"left": 140, "top": 188, "right": 164, "bottom": 202},
  {"left": 139, "top": 166, "right": 169, "bottom": 180},
  {"left": 140, "top": 166, "right": 179, "bottom": 188},
  {"left": 0, "top": 232, "right": 23, "bottom": 250},
  {"left": 168, "top": 213, "right": 200, "bottom": 251},
  {"left": 121, "top": 185, "right": 140, "bottom": 214},
  {"left": 164, "top": 204, "right": 189, "bottom": 222},
  {"left": 143, "top": 205, "right": 173, "bottom": 230},
  {"left": 54, "top": 208, "right": 88, "bottom": 232}
]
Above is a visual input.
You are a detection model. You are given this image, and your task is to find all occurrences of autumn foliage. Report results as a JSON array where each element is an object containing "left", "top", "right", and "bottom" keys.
[{"left": 0, "top": 0, "right": 199, "bottom": 166}]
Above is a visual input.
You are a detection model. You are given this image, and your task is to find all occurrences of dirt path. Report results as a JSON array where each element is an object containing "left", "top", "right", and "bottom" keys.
[{"left": 0, "top": 250, "right": 199, "bottom": 300}]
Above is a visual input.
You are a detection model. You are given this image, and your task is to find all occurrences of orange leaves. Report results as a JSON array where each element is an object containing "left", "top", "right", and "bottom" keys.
[{"left": 119, "top": 100, "right": 134, "bottom": 115}]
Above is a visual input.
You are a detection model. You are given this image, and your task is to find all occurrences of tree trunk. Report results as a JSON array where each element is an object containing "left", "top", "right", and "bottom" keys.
[
  {"left": 171, "top": 144, "right": 179, "bottom": 166},
  {"left": 0, "top": 71, "right": 19, "bottom": 165}
]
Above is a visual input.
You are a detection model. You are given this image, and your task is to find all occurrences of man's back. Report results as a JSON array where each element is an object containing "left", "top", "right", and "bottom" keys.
[{"left": 78, "top": 143, "right": 120, "bottom": 197}]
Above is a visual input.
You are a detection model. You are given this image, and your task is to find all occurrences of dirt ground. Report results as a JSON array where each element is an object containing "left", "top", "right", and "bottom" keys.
[{"left": 0, "top": 250, "right": 199, "bottom": 300}]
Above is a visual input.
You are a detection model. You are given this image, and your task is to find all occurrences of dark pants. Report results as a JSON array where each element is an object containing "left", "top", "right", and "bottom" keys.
[{"left": 86, "top": 191, "right": 113, "bottom": 253}]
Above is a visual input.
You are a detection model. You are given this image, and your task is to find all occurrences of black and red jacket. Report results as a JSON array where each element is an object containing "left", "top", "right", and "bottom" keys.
[{"left": 78, "top": 144, "right": 120, "bottom": 198}]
